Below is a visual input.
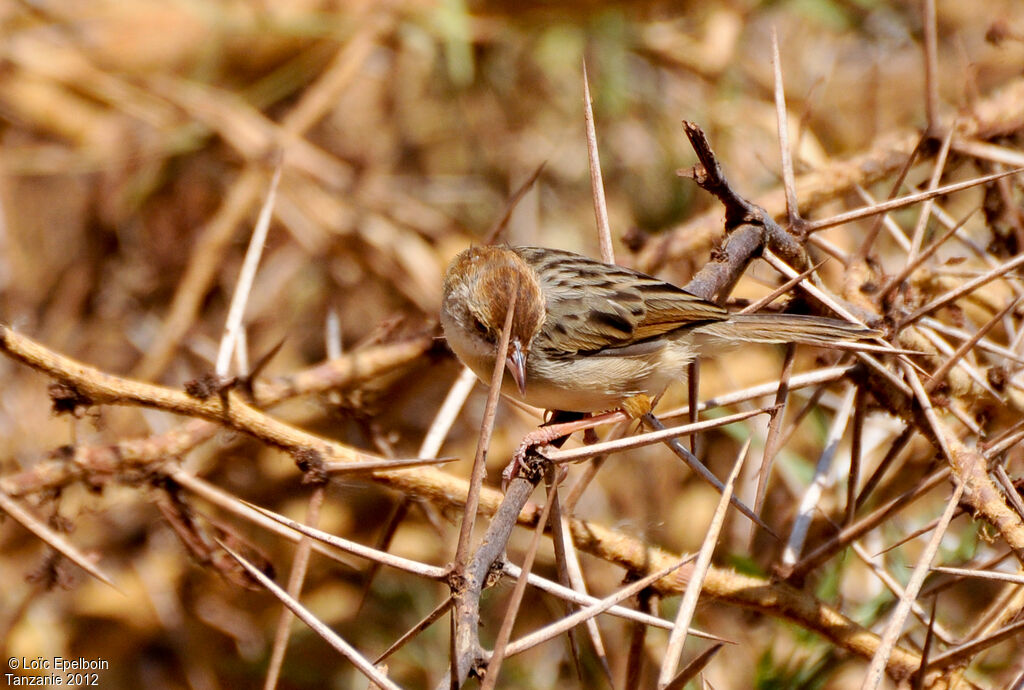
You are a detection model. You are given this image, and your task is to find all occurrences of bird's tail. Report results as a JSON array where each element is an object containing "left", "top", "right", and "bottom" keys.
[{"left": 694, "top": 313, "right": 877, "bottom": 347}]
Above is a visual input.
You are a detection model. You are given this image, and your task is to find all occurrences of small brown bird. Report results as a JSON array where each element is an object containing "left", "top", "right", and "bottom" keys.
[{"left": 441, "top": 245, "right": 873, "bottom": 414}]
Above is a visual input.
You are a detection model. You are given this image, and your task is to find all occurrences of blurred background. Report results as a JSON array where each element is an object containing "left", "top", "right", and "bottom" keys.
[{"left": 2, "top": 0, "right": 1024, "bottom": 687}]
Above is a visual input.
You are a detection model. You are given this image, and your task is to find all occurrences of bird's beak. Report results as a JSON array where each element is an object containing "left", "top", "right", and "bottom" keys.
[{"left": 505, "top": 338, "right": 528, "bottom": 396}]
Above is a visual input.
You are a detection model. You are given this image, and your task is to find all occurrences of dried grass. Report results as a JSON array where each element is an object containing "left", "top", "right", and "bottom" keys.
[{"left": 3, "top": 1, "right": 1024, "bottom": 688}]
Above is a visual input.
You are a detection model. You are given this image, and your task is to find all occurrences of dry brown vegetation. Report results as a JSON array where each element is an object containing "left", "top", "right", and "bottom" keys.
[{"left": 3, "top": 1, "right": 1024, "bottom": 688}]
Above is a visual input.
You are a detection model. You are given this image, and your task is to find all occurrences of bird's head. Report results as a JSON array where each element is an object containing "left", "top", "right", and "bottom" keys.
[{"left": 441, "top": 246, "right": 546, "bottom": 395}]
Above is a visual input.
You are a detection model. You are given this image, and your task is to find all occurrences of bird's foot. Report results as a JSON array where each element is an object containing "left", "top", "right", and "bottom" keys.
[
  {"left": 501, "top": 422, "right": 578, "bottom": 490},
  {"left": 501, "top": 409, "right": 628, "bottom": 491}
]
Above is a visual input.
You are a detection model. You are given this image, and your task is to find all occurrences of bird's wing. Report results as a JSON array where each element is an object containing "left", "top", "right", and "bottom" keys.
[{"left": 514, "top": 246, "right": 727, "bottom": 355}]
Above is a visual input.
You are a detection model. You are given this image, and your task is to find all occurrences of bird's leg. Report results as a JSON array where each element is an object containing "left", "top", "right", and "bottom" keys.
[
  {"left": 537, "top": 410, "right": 590, "bottom": 449},
  {"left": 502, "top": 409, "right": 628, "bottom": 490},
  {"left": 619, "top": 394, "right": 654, "bottom": 419}
]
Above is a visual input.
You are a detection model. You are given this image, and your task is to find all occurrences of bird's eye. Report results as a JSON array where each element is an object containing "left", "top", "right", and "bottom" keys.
[{"left": 472, "top": 317, "right": 489, "bottom": 337}]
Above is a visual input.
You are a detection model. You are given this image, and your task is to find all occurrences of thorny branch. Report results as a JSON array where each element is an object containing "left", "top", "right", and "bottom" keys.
[
  {"left": 4, "top": 121, "right": 1024, "bottom": 690},
  {"left": 0, "top": 312, "right": 927, "bottom": 684}
]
